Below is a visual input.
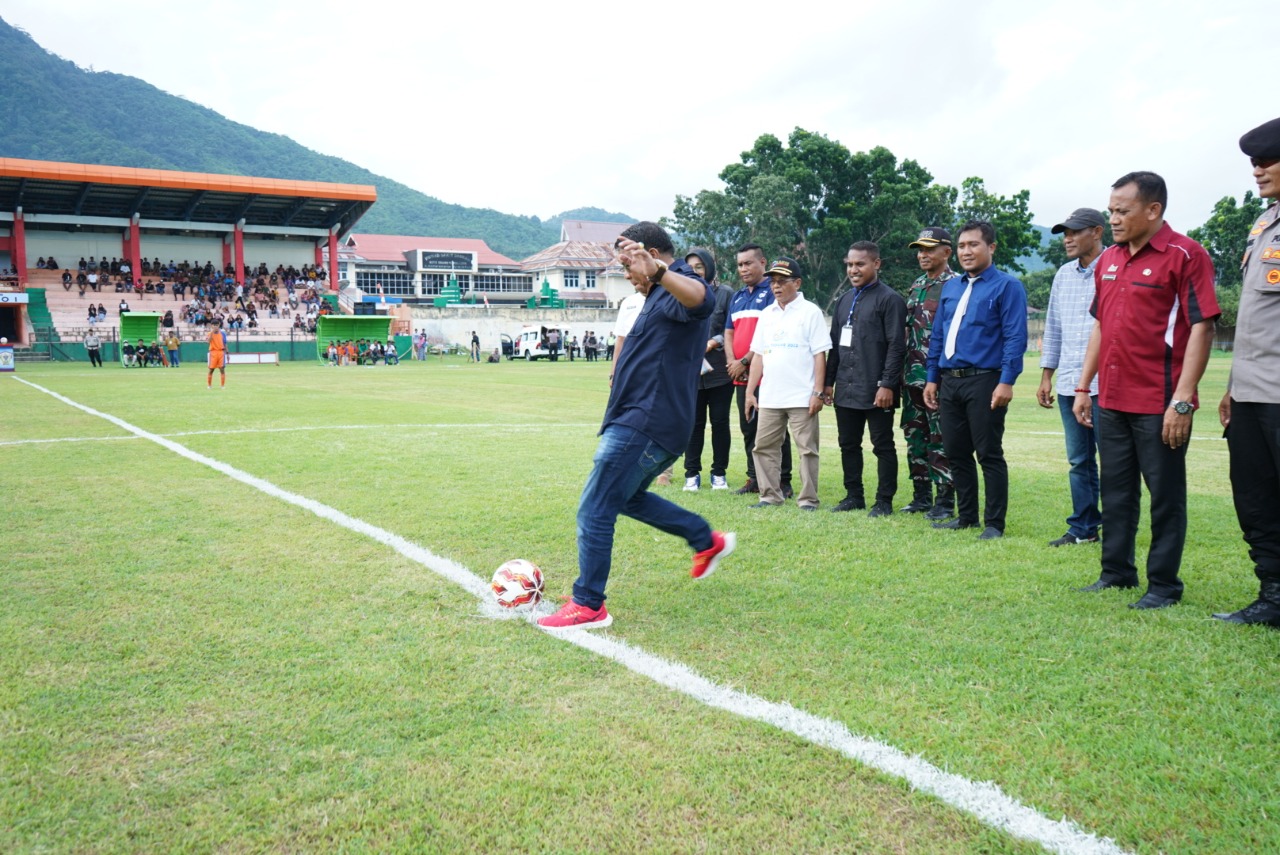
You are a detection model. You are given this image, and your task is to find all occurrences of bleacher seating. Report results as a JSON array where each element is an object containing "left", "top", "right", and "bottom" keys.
[{"left": 27, "top": 268, "right": 316, "bottom": 341}]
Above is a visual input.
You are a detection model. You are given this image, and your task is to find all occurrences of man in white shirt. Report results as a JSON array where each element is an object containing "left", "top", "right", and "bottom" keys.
[{"left": 744, "top": 257, "right": 831, "bottom": 510}]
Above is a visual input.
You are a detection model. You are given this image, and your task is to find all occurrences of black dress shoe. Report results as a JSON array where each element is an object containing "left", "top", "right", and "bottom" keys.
[
  {"left": 1129, "top": 592, "right": 1180, "bottom": 610},
  {"left": 734, "top": 478, "right": 759, "bottom": 495},
  {"left": 831, "top": 497, "right": 866, "bottom": 513},
  {"left": 924, "top": 504, "right": 953, "bottom": 521},
  {"left": 867, "top": 501, "right": 893, "bottom": 519},
  {"left": 782, "top": 483, "right": 795, "bottom": 500},
  {"left": 1212, "top": 598, "right": 1280, "bottom": 626},
  {"left": 900, "top": 498, "right": 932, "bottom": 513},
  {"left": 932, "top": 518, "right": 978, "bottom": 530},
  {"left": 977, "top": 526, "right": 1002, "bottom": 540},
  {"left": 1075, "top": 579, "right": 1139, "bottom": 593}
]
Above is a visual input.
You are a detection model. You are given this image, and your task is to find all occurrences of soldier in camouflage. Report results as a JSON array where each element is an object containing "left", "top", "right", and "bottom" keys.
[{"left": 902, "top": 227, "right": 956, "bottom": 519}]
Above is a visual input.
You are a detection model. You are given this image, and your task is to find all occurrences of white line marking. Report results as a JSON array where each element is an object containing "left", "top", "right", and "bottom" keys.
[
  {"left": 0, "top": 423, "right": 598, "bottom": 447},
  {"left": 11, "top": 375, "right": 1129, "bottom": 855}
]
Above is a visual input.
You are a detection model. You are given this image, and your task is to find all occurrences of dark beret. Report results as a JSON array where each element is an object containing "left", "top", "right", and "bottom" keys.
[{"left": 1240, "top": 117, "right": 1280, "bottom": 159}]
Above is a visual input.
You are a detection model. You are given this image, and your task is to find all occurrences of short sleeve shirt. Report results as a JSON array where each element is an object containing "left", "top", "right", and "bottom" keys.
[
  {"left": 751, "top": 293, "right": 831, "bottom": 409},
  {"left": 1091, "top": 222, "right": 1219, "bottom": 413},
  {"left": 603, "top": 260, "right": 714, "bottom": 454},
  {"left": 1231, "top": 203, "right": 1280, "bottom": 404}
]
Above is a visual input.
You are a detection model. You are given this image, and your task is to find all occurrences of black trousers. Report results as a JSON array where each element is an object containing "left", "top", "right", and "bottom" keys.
[
  {"left": 1227, "top": 400, "right": 1280, "bottom": 586},
  {"left": 1095, "top": 406, "right": 1187, "bottom": 598},
  {"left": 86, "top": 348, "right": 102, "bottom": 367},
  {"left": 938, "top": 372, "right": 1007, "bottom": 531},
  {"left": 685, "top": 383, "right": 735, "bottom": 478},
  {"left": 834, "top": 405, "right": 898, "bottom": 504},
  {"left": 735, "top": 383, "right": 791, "bottom": 483}
]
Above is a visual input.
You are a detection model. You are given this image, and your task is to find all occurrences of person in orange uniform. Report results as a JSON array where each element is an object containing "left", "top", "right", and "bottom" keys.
[{"left": 207, "top": 327, "right": 227, "bottom": 388}]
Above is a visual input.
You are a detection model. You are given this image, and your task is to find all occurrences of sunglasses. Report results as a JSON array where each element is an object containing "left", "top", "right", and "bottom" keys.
[{"left": 1251, "top": 156, "right": 1280, "bottom": 169}]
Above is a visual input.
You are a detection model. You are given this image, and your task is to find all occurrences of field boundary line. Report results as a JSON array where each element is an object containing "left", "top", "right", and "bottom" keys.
[{"left": 12, "top": 376, "right": 1130, "bottom": 855}]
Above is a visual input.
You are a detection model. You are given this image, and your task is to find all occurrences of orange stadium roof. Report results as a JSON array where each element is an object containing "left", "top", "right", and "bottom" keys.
[{"left": 0, "top": 157, "right": 376, "bottom": 234}]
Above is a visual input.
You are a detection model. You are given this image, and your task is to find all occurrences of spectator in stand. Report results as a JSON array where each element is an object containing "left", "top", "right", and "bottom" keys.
[
  {"left": 119, "top": 299, "right": 130, "bottom": 314},
  {"left": 36, "top": 256, "right": 45, "bottom": 269},
  {"left": 47, "top": 256, "right": 58, "bottom": 269},
  {"left": 87, "top": 305, "right": 97, "bottom": 326},
  {"left": 78, "top": 257, "right": 88, "bottom": 272},
  {"left": 62, "top": 270, "right": 73, "bottom": 290},
  {"left": 88, "top": 270, "right": 99, "bottom": 292},
  {"left": 78, "top": 278, "right": 87, "bottom": 298},
  {"left": 96, "top": 303, "right": 106, "bottom": 323}
]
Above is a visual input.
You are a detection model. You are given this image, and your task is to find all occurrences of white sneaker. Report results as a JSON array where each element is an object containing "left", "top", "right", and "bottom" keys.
[
  {"left": 683, "top": 475, "right": 700, "bottom": 492},
  {"left": 711, "top": 475, "right": 729, "bottom": 490}
]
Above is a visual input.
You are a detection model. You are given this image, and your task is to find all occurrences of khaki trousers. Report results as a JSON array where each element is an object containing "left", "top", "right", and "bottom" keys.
[{"left": 754, "top": 406, "right": 821, "bottom": 507}]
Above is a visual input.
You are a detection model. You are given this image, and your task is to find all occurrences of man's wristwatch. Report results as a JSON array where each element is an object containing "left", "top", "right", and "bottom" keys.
[
  {"left": 1170, "top": 399, "right": 1193, "bottom": 415},
  {"left": 739, "top": 356, "right": 750, "bottom": 366},
  {"left": 649, "top": 260, "right": 668, "bottom": 285}
]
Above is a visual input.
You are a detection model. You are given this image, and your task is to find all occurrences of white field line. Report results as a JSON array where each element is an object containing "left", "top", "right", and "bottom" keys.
[
  {"left": 0, "top": 422, "right": 598, "bottom": 447},
  {"left": 12, "top": 376, "right": 1130, "bottom": 855}
]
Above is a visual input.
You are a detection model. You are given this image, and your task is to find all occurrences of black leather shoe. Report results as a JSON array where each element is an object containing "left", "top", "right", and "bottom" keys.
[
  {"left": 831, "top": 497, "right": 865, "bottom": 512},
  {"left": 900, "top": 498, "right": 932, "bottom": 513},
  {"left": 734, "top": 478, "right": 759, "bottom": 495},
  {"left": 782, "top": 483, "right": 795, "bottom": 500},
  {"left": 932, "top": 518, "right": 978, "bottom": 530},
  {"left": 924, "top": 504, "right": 953, "bottom": 521},
  {"left": 1075, "top": 579, "right": 1139, "bottom": 593},
  {"left": 977, "top": 526, "right": 1002, "bottom": 540},
  {"left": 867, "top": 501, "right": 893, "bottom": 518},
  {"left": 1129, "top": 592, "right": 1180, "bottom": 610},
  {"left": 1212, "top": 598, "right": 1280, "bottom": 626}
]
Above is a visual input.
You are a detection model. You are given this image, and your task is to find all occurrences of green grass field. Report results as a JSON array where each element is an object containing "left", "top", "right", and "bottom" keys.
[{"left": 2, "top": 355, "right": 1277, "bottom": 853}]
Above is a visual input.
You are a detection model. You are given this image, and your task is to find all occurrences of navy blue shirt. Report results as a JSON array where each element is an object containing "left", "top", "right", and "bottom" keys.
[
  {"left": 603, "top": 258, "right": 714, "bottom": 454},
  {"left": 925, "top": 265, "right": 1027, "bottom": 385}
]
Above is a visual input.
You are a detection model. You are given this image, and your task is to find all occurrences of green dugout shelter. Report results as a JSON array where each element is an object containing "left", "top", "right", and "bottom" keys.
[
  {"left": 119, "top": 313, "right": 162, "bottom": 365},
  {"left": 315, "top": 315, "right": 392, "bottom": 359}
]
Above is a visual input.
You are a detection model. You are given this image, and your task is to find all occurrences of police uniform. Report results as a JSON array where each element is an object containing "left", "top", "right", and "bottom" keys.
[{"left": 1215, "top": 116, "right": 1280, "bottom": 626}]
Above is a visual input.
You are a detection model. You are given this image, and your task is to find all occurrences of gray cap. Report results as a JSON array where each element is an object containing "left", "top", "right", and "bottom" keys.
[{"left": 1050, "top": 208, "right": 1106, "bottom": 234}]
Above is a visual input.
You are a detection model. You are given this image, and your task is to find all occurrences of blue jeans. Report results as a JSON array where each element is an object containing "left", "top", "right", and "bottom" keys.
[
  {"left": 574, "top": 425, "right": 713, "bottom": 609},
  {"left": 1058, "top": 395, "right": 1101, "bottom": 538}
]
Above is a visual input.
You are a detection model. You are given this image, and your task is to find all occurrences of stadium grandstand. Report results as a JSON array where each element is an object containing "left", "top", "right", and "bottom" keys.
[{"left": 0, "top": 157, "right": 375, "bottom": 347}]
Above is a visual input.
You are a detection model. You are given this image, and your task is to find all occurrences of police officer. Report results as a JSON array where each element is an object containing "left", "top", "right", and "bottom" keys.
[
  {"left": 901, "top": 227, "right": 957, "bottom": 518},
  {"left": 1215, "top": 116, "right": 1280, "bottom": 628}
]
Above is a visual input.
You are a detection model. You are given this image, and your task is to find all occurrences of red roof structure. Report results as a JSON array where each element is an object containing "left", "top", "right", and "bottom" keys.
[{"left": 338, "top": 234, "right": 519, "bottom": 267}]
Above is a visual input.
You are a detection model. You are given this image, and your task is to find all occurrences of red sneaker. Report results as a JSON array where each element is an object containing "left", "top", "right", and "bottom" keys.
[
  {"left": 537, "top": 601, "right": 612, "bottom": 633},
  {"left": 691, "top": 531, "right": 735, "bottom": 580}
]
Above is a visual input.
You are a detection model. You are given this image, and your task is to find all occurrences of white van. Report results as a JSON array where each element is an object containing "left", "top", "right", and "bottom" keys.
[{"left": 514, "top": 325, "right": 565, "bottom": 361}]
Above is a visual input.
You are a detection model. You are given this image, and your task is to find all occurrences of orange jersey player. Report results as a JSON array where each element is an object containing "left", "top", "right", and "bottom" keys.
[{"left": 207, "top": 328, "right": 227, "bottom": 388}]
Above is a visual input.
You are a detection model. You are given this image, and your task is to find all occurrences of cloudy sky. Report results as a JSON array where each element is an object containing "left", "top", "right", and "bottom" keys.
[{"left": 4, "top": 0, "right": 1265, "bottom": 230}]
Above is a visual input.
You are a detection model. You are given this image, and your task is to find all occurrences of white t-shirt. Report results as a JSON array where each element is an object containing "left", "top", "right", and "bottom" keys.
[
  {"left": 751, "top": 292, "right": 831, "bottom": 409},
  {"left": 613, "top": 291, "right": 646, "bottom": 338}
]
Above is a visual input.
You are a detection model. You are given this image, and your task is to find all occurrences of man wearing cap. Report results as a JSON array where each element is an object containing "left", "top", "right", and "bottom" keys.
[
  {"left": 901, "top": 227, "right": 957, "bottom": 519},
  {"left": 1072, "top": 172, "right": 1219, "bottom": 610},
  {"left": 924, "top": 220, "right": 1027, "bottom": 540},
  {"left": 1036, "top": 208, "right": 1106, "bottom": 548},
  {"left": 824, "top": 241, "right": 907, "bottom": 517},
  {"left": 1215, "top": 118, "right": 1280, "bottom": 628},
  {"left": 744, "top": 258, "right": 830, "bottom": 510},
  {"left": 725, "top": 243, "right": 793, "bottom": 497}
]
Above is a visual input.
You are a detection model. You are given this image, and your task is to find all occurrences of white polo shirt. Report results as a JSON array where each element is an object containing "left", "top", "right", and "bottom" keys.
[{"left": 751, "top": 292, "right": 830, "bottom": 409}]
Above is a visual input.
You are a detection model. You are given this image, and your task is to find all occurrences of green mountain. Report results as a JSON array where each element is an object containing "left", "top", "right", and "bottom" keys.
[{"left": 0, "top": 18, "right": 634, "bottom": 259}]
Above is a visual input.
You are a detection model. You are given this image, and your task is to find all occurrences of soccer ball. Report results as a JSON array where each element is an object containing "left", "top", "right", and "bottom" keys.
[{"left": 491, "top": 559, "right": 545, "bottom": 609}]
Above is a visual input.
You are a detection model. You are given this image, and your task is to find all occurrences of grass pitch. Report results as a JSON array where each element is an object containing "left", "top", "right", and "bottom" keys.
[{"left": 1, "top": 355, "right": 1276, "bottom": 853}]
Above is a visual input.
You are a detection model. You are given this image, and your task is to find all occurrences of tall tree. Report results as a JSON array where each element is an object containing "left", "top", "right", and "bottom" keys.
[
  {"left": 666, "top": 128, "right": 965, "bottom": 308},
  {"left": 954, "top": 177, "right": 1040, "bottom": 274},
  {"left": 1188, "top": 191, "right": 1266, "bottom": 290}
]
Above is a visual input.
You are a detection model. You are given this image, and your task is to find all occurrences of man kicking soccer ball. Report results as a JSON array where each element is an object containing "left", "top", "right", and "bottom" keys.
[{"left": 538, "top": 222, "right": 736, "bottom": 633}]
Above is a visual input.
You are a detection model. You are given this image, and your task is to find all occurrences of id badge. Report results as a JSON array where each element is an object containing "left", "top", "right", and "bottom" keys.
[{"left": 839, "top": 325, "right": 852, "bottom": 347}]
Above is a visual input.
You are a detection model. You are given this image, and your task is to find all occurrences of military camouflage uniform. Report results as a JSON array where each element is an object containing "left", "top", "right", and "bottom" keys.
[{"left": 902, "top": 269, "right": 955, "bottom": 487}]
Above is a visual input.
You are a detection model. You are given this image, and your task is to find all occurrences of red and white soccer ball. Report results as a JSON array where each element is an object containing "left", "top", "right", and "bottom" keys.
[{"left": 491, "top": 559, "right": 545, "bottom": 609}]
